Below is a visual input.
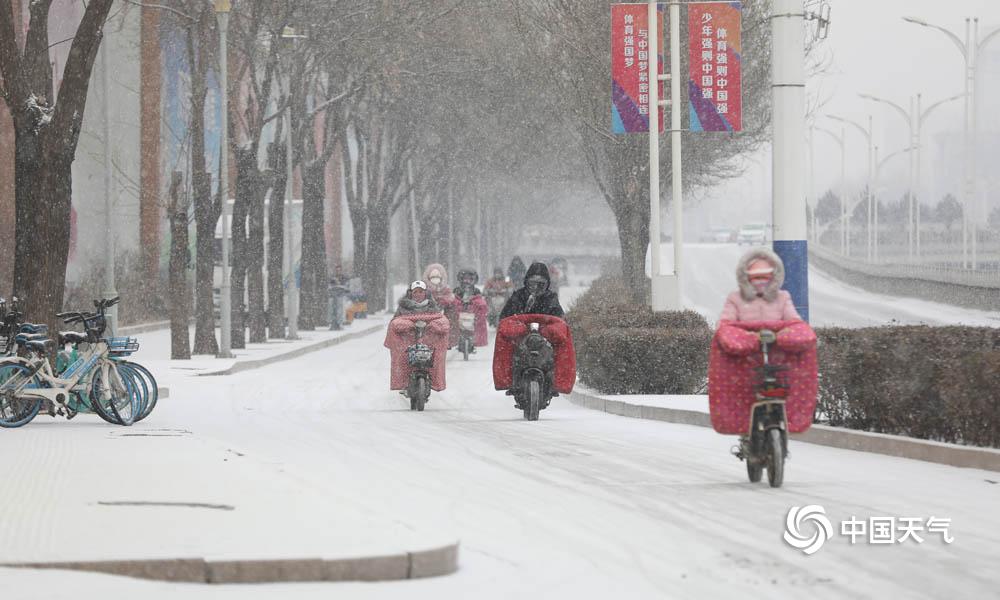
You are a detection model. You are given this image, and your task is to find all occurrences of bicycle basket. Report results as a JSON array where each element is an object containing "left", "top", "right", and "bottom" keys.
[
  {"left": 106, "top": 336, "right": 140, "bottom": 356},
  {"left": 407, "top": 343, "right": 434, "bottom": 368}
]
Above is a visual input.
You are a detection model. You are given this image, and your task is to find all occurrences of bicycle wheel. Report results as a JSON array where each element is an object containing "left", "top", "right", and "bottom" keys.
[
  {"left": 90, "top": 363, "right": 136, "bottom": 426},
  {"left": 122, "top": 361, "right": 158, "bottom": 422},
  {"left": 115, "top": 363, "right": 149, "bottom": 421},
  {"left": 0, "top": 363, "right": 42, "bottom": 428}
]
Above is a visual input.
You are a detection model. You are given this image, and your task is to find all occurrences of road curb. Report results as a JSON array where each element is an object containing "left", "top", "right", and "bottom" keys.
[
  {"left": 197, "top": 322, "right": 384, "bottom": 377},
  {"left": 569, "top": 390, "right": 1000, "bottom": 472},
  {"left": 3, "top": 542, "right": 460, "bottom": 584}
]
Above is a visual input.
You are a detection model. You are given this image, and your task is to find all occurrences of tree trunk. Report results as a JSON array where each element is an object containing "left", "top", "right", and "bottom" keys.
[
  {"left": 611, "top": 187, "right": 651, "bottom": 304},
  {"left": 298, "top": 161, "right": 328, "bottom": 329},
  {"left": 189, "top": 8, "right": 218, "bottom": 355},
  {"left": 167, "top": 171, "right": 191, "bottom": 359},
  {"left": 266, "top": 141, "right": 286, "bottom": 338},
  {"left": 230, "top": 147, "right": 254, "bottom": 349},
  {"left": 192, "top": 171, "right": 219, "bottom": 354},
  {"left": 12, "top": 118, "right": 72, "bottom": 328},
  {"left": 364, "top": 209, "right": 389, "bottom": 312},
  {"left": 247, "top": 163, "right": 267, "bottom": 343}
]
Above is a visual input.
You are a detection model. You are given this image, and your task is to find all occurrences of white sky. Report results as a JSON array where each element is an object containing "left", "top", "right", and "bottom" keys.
[{"left": 697, "top": 0, "right": 1000, "bottom": 229}]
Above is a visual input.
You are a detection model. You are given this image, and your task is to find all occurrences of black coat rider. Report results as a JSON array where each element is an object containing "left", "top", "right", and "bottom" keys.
[{"left": 500, "top": 262, "right": 564, "bottom": 319}]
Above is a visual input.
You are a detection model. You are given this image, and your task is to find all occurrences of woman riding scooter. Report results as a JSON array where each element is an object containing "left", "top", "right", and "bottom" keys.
[
  {"left": 385, "top": 281, "right": 450, "bottom": 407},
  {"left": 450, "top": 269, "right": 488, "bottom": 356},
  {"left": 709, "top": 248, "right": 818, "bottom": 486}
]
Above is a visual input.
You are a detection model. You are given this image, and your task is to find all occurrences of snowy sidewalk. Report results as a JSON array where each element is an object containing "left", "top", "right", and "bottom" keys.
[
  {"left": 0, "top": 399, "right": 456, "bottom": 584},
  {"left": 130, "top": 317, "right": 386, "bottom": 387},
  {"left": 569, "top": 388, "right": 1000, "bottom": 472},
  {"left": 0, "top": 315, "right": 460, "bottom": 583}
]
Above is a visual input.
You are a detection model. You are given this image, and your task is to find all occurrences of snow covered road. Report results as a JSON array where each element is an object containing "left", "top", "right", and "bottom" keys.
[{"left": 5, "top": 325, "right": 998, "bottom": 599}]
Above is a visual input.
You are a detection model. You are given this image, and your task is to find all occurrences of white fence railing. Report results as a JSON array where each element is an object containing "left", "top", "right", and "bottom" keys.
[{"left": 811, "top": 244, "right": 1000, "bottom": 290}]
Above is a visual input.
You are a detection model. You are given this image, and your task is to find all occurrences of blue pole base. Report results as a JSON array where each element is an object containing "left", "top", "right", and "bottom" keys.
[{"left": 773, "top": 239, "right": 809, "bottom": 323}]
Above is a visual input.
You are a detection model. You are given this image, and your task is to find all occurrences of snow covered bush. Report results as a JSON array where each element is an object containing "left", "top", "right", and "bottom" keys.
[
  {"left": 816, "top": 326, "right": 1000, "bottom": 449},
  {"left": 568, "top": 275, "right": 712, "bottom": 394}
]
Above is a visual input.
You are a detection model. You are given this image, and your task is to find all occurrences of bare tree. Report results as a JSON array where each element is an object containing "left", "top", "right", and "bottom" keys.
[
  {"left": 514, "top": 0, "right": 774, "bottom": 301},
  {"left": 0, "top": 0, "right": 116, "bottom": 324}
]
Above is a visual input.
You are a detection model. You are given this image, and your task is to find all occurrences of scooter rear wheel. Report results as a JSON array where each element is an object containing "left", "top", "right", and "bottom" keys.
[{"left": 766, "top": 428, "right": 785, "bottom": 488}]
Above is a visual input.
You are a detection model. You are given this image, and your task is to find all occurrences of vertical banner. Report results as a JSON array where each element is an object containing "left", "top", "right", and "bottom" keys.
[
  {"left": 688, "top": 2, "right": 742, "bottom": 132},
  {"left": 611, "top": 3, "right": 664, "bottom": 134}
]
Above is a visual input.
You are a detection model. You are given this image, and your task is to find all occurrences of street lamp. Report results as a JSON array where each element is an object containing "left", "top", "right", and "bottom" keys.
[
  {"left": 827, "top": 114, "right": 874, "bottom": 261},
  {"left": 280, "top": 25, "right": 306, "bottom": 339},
  {"left": 215, "top": 0, "right": 232, "bottom": 358},
  {"left": 859, "top": 91, "right": 964, "bottom": 261},
  {"left": 873, "top": 145, "right": 915, "bottom": 262},
  {"left": 812, "top": 125, "right": 847, "bottom": 255},
  {"left": 903, "top": 15, "right": 1000, "bottom": 269}
]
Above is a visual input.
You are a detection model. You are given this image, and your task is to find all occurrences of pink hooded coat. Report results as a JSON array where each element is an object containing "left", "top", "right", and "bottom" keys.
[
  {"left": 718, "top": 248, "right": 801, "bottom": 322},
  {"left": 384, "top": 312, "right": 450, "bottom": 391},
  {"left": 709, "top": 249, "right": 817, "bottom": 434}
]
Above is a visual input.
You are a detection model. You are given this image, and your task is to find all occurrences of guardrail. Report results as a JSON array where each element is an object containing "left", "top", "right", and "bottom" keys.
[{"left": 811, "top": 244, "right": 1000, "bottom": 290}]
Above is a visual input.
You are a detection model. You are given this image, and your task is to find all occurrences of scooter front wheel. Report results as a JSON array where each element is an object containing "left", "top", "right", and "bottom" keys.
[
  {"left": 414, "top": 376, "right": 428, "bottom": 412},
  {"left": 766, "top": 428, "right": 785, "bottom": 488},
  {"left": 524, "top": 379, "right": 541, "bottom": 421}
]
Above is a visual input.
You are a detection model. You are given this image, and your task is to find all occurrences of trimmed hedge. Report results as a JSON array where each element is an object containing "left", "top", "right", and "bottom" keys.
[
  {"left": 569, "top": 275, "right": 1000, "bottom": 449},
  {"left": 816, "top": 326, "right": 1000, "bottom": 448},
  {"left": 568, "top": 275, "right": 712, "bottom": 395}
]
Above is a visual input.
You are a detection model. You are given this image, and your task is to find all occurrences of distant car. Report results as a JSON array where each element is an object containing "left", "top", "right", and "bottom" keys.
[
  {"left": 737, "top": 223, "right": 768, "bottom": 246},
  {"left": 700, "top": 227, "right": 736, "bottom": 243}
]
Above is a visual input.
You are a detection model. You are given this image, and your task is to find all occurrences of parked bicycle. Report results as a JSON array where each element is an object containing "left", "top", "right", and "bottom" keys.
[{"left": 0, "top": 297, "right": 156, "bottom": 428}]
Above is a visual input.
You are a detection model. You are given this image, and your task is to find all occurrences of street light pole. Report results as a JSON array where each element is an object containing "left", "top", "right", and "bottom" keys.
[
  {"left": 913, "top": 92, "right": 965, "bottom": 258},
  {"left": 813, "top": 126, "right": 846, "bottom": 255},
  {"left": 873, "top": 144, "right": 916, "bottom": 263},
  {"left": 215, "top": 0, "right": 232, "bottom": 358},
  {"left": 280, "top": 26, "right": 305, "bottom": 339},
  {"left": 859, "top": 92, "right": 915, "bottom": 260},
  {"left": 101, "top": 31, "right": 118, "bottom": 335},
  {"left": 904, "top": 16, "right": 1000, "bottom": 269},
  {"left": 828, "top": 114, "right": 874, "bottom": 261}
]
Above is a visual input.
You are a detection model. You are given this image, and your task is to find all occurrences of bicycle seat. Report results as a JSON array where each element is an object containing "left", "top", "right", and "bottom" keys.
[
  {"left": 19, "top": 323, "right": 47, "bottom": 334},
  {"left": 59, "top": 331, "right": 87, "bottom": 345},
  {"left": 15, "top": 333, "right": 47, "bottom": 345},
  {"left": 25, "top": 339, "right": 54, "bottom": 354}
]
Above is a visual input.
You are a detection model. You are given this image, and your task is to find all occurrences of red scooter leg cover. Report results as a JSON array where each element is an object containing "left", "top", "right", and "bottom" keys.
[
  {"left": 384, "top": 313, "right": 451, "bottom": 392},
  {"left": 493, "top": 314, "right": 576, "bottom": 394},
  {"left": 708, "top": 319, "right": 818, "bottom": 434},
  {"left": 472, "top": 295, "right": 489, "bottom": 347}
]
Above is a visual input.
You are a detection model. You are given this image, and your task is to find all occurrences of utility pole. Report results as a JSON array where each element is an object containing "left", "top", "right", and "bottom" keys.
[
  {"left": 772, "top": 0, "right": 809, "bottom": 321},
  {"left": 101, "top": 32, "right": 118, "bottom": 335}
]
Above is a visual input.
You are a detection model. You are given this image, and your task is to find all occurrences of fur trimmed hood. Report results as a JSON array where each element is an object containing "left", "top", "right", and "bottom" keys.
[
  {"left": 423, "top": 263, "right": 449, "bottom": 292},
  {"left": 736, "top": 247, "right": 785, "bottom": 302}
]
